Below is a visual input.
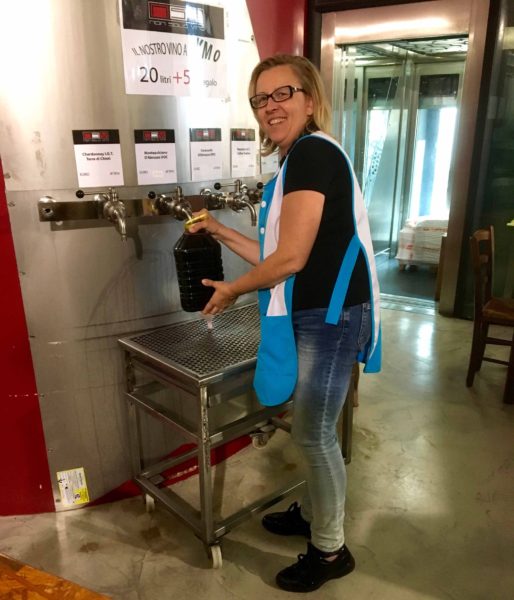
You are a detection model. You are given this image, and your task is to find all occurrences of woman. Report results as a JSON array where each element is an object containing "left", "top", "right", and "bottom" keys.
[{"left": 188, "top": 54, "right": 381, "bottom": 592}]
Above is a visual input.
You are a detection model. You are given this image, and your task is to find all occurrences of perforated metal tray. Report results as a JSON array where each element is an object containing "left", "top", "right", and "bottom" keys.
[{"left": 119, "top": 303, "right": 260, "bottom": 384}]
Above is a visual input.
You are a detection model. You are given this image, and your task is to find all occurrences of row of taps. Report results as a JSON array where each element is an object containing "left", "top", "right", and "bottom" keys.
[{"left": 75, "top": 180, "right": 263, "bottom": 241}]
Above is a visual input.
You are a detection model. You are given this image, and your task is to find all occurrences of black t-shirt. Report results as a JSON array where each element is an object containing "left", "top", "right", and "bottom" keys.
[{"left": 282, "top": 135, "right": 371, "bottom": 310}]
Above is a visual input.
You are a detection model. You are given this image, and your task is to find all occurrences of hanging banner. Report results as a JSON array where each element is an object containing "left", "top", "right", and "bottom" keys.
[
  {"left": 72, "top": 130, "right": 124, "bottom": 188},
  {"left": 119, "top": 0, "right": 227, "bottom": 97},
  {"left": 190, "top": 128, "right": 222, "bottom": 181},
  {"left": 230, "top": 129, "right": 256, "bottom": 178},
  {"left": 134, "top": 129, "right": 178, "bottom": 184}
]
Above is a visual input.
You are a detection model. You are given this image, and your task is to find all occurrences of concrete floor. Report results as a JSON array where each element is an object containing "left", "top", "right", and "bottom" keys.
[{"left": 1, "top": 308, "right": 513, "bottom": 599}]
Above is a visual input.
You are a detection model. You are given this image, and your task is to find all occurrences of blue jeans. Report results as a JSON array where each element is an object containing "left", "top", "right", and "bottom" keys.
[{"left": 291, "top": 303, "right": 371, "bottom": 552}]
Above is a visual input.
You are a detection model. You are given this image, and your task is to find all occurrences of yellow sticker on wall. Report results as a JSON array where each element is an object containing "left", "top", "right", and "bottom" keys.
[{"left": 56, "top": 467, "right": 90, "bottom": 507}]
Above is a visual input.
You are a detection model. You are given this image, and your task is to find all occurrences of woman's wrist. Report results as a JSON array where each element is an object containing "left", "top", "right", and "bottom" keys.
[{"left": 211, "top": 222, "right": 229, "bottom": 242}]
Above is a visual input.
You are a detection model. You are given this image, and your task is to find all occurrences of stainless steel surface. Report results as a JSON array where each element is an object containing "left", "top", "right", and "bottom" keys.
[
  {"left": 37, "top": 188, "right": 214, "bottom": 224},
  {"left": 380, "top": 293, "right": 437, "bottom": 316},
  {"left": 200, "top": 179, "right": 261, "bottom": 226},
  {"left": 0, "top": 0, "right": 262, "bottom": 509},
  {"left": 38, "top": 194, "right": 153, "bottom": 221},
  {"left": 328, "top": 0, "right": 472, "bottom": 45},
  {"left": 121, "top": 303, "right": 260, "bottom": 383},
  {"left": 121, "top": 302, "right": 354, "bottom": 560},
  {"left": 0, "top": 0, "right": 260, "bottom": 192},
  {"left": 101, "top": 190, "right": 128, "bottom": 241},
  {"left": 152, "top": 186, "right": 192, "bottom": 220},
  {"left": 121, "top": 305, "right": 308, "bottom": 561}
]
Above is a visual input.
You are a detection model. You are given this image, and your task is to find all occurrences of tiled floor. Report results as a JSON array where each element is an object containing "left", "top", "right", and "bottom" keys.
[{"left": 1, "top": 308, "right": 513, "bottom": 599}]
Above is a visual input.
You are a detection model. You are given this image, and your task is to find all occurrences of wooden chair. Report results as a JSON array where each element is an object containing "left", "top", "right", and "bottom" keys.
[{"left": 466, "top": 226, "right": 514, "bottom": 403}]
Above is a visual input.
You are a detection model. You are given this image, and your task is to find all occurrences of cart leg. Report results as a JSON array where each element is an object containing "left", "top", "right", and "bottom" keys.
[
  {"left": 125, "top": 353, "right": 144, "bottom": 477},
  {"left": 198, "top": 386, "right": 215, "bottom": 546}
]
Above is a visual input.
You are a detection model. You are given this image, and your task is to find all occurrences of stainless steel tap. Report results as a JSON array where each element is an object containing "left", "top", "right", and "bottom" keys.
[
  {"left": 199, "top": 186, "right": 225, "bottom": 211},
  {"left": 219, "top": 181, "right": 257, "bottom": 226},
  {"left": 148, "top": 186, "right": 193, "bottom": 221},
  {"left": 76, "top": 187, "right": 127, "bottom": 241},
  {"left": 200, "top": 180, "right": 263, "bottom": 226},
  {"left": 102, "top": 196, "right": 127, "bottom": 241}
]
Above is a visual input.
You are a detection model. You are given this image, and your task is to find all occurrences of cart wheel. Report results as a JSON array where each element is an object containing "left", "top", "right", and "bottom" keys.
[
  {"left": 251, "top": 434, "right": 268, "bottom": 449},
  {"left": 144, "top": 494, "right": 155, "bottom": 513},
  {"left": 208, "top": 543, "right": 223, "bottom": 569}
]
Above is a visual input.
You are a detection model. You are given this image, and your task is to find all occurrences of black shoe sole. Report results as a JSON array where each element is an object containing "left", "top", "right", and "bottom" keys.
[{"left": 276, "top": 562, "right": 355, "bottom": 592}]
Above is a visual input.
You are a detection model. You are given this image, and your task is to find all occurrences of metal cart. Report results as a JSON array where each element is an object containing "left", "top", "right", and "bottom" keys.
[{"left": 118, "top": 303, "right": 354, "bottom": 568}]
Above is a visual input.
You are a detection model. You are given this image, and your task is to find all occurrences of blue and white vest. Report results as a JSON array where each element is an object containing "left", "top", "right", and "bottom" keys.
[{"left": 253, "top": 132, "right": 382, "bottom": 406}]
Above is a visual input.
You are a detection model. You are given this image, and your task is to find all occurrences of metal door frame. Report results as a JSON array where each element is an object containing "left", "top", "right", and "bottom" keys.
[{"left": 321, "top": 0, "right": 491, "bottom": 315}]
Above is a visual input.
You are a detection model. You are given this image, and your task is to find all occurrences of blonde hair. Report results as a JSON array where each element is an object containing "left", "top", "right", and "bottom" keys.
[{"left": 248, "top": 54, "right": 332, "bottom": 156}]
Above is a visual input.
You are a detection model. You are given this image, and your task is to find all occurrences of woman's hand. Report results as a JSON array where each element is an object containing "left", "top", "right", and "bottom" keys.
[
  {"left": 186, "top": 209, "right": 221, "bottom": 236},
  {"left": 201, "top": 280, "right": 238, "bottom": 315}
]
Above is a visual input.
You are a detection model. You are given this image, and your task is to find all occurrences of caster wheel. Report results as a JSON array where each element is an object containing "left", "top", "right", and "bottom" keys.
[
  {"left": 252, "top": 434, "right": 268, "bottom": 449},
  {"left": 208, "top": 543, "right": 223, "bottom": 569},
  {"left": 251, "top": 424, "right": 276, "bottom": 449},
  {"left": 144, "top": 494, "right": 155, "bottom": 513}
]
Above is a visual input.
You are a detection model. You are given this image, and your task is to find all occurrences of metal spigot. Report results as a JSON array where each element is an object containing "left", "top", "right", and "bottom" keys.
[
  {"left": 247, "top": 181, "right": 264, "bottom": 205},
  {"left": 202, "top": 180, "right": 263, "bottom": 226},
  {"left": 103, "top": 197, "right": 127, "bottom": 241},
  {"left": 199, "top": 186, "right": 225, "bottom": 210},
  {"left": 148, "top": 186, "right": 192, "bottom": 221},
  {"left": 218, "top": 181, "right": 257, "bottom": 226},
  {"left": 76, "top": 188, "right": 127, "bottom": 241}
]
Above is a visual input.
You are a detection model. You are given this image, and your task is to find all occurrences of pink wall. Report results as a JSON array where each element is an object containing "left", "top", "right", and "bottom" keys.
[
  {"left": 246, "top": 0, "right": 307, "bottom": 59},
  {"left": 0, "top": 159, "right": 54, "bottom": 515}
]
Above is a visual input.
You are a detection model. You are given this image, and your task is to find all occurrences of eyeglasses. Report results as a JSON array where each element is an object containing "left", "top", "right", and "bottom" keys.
[{"left": 249, "top": 85, "right": 306, "bottom": 109}]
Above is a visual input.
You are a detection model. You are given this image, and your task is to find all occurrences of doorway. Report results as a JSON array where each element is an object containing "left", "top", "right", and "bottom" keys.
[{"left": 332, "top": 37, "right": 467, "bottom": 305}]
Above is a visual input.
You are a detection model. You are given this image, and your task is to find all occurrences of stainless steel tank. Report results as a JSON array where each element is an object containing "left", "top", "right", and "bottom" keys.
[{"left": 0, "top": 0, "right": 262, "bottom": 509}]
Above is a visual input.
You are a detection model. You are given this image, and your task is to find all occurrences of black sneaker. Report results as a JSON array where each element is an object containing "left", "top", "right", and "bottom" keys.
[
  {"left": 276, "top": 542, "right": 355, "bottom": 593},
  {"left": 262, "top": 501, "right": 311, "bottom": 538}
]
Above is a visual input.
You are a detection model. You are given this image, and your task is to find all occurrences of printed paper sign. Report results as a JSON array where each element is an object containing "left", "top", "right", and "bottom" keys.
[
  {"left": 57, "top": 467, "right": 90, "bottom": 507},
  {"left": 72, "top": 130, "right": 124, "bottom": 187},
  {"left": 260, "top": 150, "right": 279, "bottom": 175},
  {"left": 135, "top": 129, "right": 178, "bottom": 185},
  {"left": 119, "top": 0, "right": 227, "bottom": 97},
  {"left": 190, "top": 128, "right": 222, "bottom": 181},
  {"left": 231, "top": 129, "right": 256, "bottom": 178}
]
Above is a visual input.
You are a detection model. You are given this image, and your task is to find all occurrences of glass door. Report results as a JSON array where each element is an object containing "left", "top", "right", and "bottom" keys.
[
  {"left": 403, "top": 63, "right": 464, "bottom": 223},
  {"left": 333, "top": 40, "right": 466, "bottom": 303},
  {"left": 360, "top": 66, "right": 406, "bottom": 257}
]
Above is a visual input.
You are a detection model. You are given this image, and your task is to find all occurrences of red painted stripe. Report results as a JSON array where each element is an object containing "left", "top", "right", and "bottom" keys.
[
  {"left": 91, "top": 437, "right": 252, "bottom": 505},
  {"left": 0, "top": 159, "right": 54, "bottom": 515}
]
